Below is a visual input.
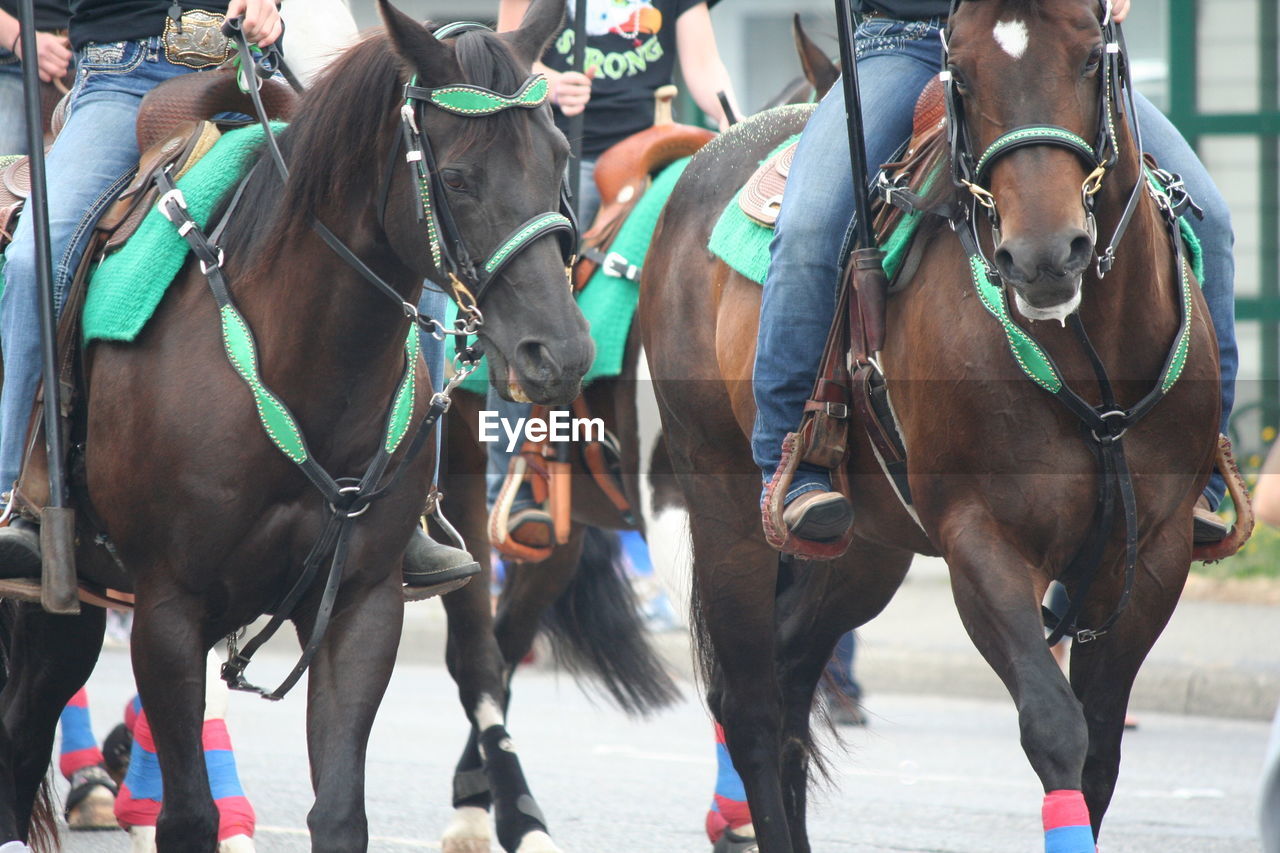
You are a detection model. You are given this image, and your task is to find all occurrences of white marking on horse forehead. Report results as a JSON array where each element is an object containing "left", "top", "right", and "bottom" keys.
[{"left": 994, "top": 19, "right": 1029, "bottom": 60}]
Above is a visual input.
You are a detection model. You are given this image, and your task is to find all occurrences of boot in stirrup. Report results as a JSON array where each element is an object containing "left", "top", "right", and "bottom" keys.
[{"left": 402, "top": 528, "right": 479, "bottom": 601}]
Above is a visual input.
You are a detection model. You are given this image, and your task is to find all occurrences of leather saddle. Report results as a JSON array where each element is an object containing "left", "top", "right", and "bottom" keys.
[{"left": 574, "top": 85, "right": 715, "bottom": 289}]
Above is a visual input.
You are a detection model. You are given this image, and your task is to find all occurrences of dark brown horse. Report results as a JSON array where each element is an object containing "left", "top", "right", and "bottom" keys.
[
  {"left": 643, "top": 1, "right": 1222, "bottom": 851},
  {"left": 0, "top": 1, "right": 592, "bottom": 850},
  {"left": 421, "top": 28, "right": 844, "bottom": 851}
]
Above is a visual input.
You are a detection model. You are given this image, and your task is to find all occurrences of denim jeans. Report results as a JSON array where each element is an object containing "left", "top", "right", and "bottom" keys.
[
  {"left": 484, "top": 155, "right": 598, "bottom": 510},
  {"left": 0, "top": 60, "right": 28, "bottom": 155},
  {"left": 751, "top": 18, "right": 1237, "bottom": 507},
  {"left": 0, "top": 37, "right": 207, "bottom": 490}
]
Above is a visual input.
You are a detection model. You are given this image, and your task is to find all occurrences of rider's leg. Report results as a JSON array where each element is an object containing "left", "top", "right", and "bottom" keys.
[
  {"left": 753, "top": 19, "right": 943, "bottom": 539},
  {"left": 1132, "top": 93, "right": 1236, "bottom": 520},
  {"left": 0, "top": 39, "right": 196, "bottom": 572},
  {"left": 0, "top": 63, "right": 28, "bottom": 156}
]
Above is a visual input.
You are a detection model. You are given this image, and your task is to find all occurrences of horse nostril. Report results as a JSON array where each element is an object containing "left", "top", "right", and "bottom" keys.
[
  {"left": 1066, "top": 232, "right": 1093, "bottom": 273},
  {"left": 993, "top": 246, "right": 1020, "bottom": 283},
  {"left": 515, "top": 340, "right": 560, "bottom": 381}
]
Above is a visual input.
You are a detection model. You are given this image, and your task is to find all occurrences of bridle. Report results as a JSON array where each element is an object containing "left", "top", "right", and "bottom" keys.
[
  {"left": 383, "top": 21, "right": 579, "bottom": 340},
  {"left": 940, "top": 0, "right": 1143, "bottom": 278}
]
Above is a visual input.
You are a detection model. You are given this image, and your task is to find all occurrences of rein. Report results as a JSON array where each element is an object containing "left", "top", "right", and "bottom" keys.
[
  {"left": 151, "top": 21, "right": 572, "bottom": 699},
  {"left": 892, "top": 5, "right": 1200, "bottom": 644}
]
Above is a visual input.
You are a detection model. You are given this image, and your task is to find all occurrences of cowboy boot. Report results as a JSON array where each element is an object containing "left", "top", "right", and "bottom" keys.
[
  {"left": 0, "top": 517, "right": 42, "bottom": 579},
  {"left": 1192, "top": 496, "right": 1229, "bottom": 545},
  {"left": 402, "top": 528, "right": 479, "bottom": 601},
  {"left": 782, "top": 491, "right": 853, "bottom": 542}
]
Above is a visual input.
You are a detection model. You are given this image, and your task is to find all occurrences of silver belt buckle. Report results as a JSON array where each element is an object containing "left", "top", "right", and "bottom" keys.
[{"left": 163, "top": 10, "right": 230, "bottom": 70}]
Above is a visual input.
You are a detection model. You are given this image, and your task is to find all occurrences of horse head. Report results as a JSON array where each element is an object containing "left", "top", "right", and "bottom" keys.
[
  {"left": 945, "top": 0, "right": 1118, "bottom": 323},
  {"left": 378, "top": 0, "right": 593, "bottom": 405}
]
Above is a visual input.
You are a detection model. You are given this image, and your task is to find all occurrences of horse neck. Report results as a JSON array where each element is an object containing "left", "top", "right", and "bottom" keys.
[{"left": 236, "top": 208, "right": 419, "bottom": 416}]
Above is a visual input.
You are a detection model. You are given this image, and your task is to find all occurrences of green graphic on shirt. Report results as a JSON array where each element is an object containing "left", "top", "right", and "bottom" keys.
[{"left": 554, "top": 30, "right": 666, "bottom": 81}]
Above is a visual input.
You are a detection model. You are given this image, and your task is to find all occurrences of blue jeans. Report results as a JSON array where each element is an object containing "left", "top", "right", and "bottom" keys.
[
  {"left": 484, "top": 156, "right": 598, "bottom": 510},
  {"left": 752, "top": 18, "right": 1237, "bottom": 507},
  {"left": 0, "top": 38, "right": 207, "bottom": 490},
  {"left": 0, "top": 59, "right": 28, "bottom": 155}
]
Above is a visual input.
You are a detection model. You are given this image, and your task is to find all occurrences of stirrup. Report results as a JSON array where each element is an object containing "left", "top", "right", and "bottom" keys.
[{"left": 761, "top": 432, "right": 854, "bottom": 560}]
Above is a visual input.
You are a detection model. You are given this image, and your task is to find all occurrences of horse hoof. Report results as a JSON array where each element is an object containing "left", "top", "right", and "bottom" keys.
[
  {"left": 219, "top": 834, "right": 256, "bottom": 852},
  {"left": 65, "top": 783, "right": 118, "bottom": 831},
  {"left": 129, "top": 826, "right": 157, "bottom": 853},
  {"left": 442, "top": 806, "right": 492, "bottom": 853},
  {"left": 712, "top": 826, "right": 758, "bottom": 853},
  {"left": 514, "top": 830, "right": 563, "bottom": 853}
]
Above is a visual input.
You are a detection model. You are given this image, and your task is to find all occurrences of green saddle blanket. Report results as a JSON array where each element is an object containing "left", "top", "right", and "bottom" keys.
[
  {"left": 83, "top": 122, "right": 284, "bottom": 344},
  {"left": 448, "top": 155, "right": 692, "bottom": 395}
]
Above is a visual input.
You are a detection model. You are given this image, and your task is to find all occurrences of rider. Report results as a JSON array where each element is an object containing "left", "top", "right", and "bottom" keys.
[
  {"left": 0, "top": 0, "right": 478, "bottom": 594},
  {"left": 753, "top": 0, "right": 1238, "bottom": 550},
  {"left": 0, "top": 0, "right": 72, "bottom": 155},
  {"left": 491, "top": 0, "right": 736, "bottom": 548}
]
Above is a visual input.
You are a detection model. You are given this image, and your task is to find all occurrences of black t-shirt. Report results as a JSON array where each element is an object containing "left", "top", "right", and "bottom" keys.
[
  {"left": 0, "top": 0, "right": 70, "bottom": 33},
  {"left": 70, "top": 0, "right": 230, "bottom": 51},
  {"left": 544, "top": 0, "right": 701, "bottom": 157},
  {"left": 854, "top": 0, "right": 951, "bottom": 19}
]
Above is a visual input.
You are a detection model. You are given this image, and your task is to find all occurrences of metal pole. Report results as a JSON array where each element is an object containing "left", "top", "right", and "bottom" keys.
[
  {"left": 17, "top": 0, "right": 78, "bottom": 614},
  {"left": 833, "top": 0, "right": 874, "bottom": 251},
  {"left": 567, "top": 0, "right": 588, "bottom": 219}
]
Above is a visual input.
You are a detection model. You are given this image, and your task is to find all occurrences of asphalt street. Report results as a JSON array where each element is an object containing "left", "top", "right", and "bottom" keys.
[{"left": 58, "top": 644, "right": 1271, "bottom": 853}]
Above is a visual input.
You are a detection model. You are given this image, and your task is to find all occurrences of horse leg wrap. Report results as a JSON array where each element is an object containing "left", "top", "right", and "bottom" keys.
[
  {"left": 479, "top": 725, "right": 549, "bottom": 851},
  {"left": 60, "top": 688, "right": 105, "bottom": 780},
  {"left": 1042, "top": 790, "right": 1095, "bottom": 853},
  {"left": 452, "top": 768, "right": 491, "bottom": 809},
  {"left": 0, "top": 842, "right": 32, "bottom": 853},
  {"left": 706, "top": 723, "right": 752, "bottom": 842}
]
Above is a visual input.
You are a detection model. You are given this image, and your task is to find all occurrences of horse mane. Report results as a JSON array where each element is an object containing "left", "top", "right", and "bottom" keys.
[{"left": 218, "top": 24, "right": 533, "bottom": 266}]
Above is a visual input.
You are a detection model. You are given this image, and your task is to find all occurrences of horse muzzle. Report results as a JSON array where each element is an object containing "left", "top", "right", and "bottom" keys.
[{"left": 492, "top": 336, "right": 594, "bottom": 406}]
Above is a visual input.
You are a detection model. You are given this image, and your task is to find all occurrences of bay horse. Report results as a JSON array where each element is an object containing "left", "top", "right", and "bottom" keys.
[
  {"left": 421, "top": 27, "right": 845, "bottom": 851},
  {"left": 0, "top": 1, "right": 592, "bottom": 850},
  {"left": 643, "top": 1, "right": 1224, "bottom": 850}
]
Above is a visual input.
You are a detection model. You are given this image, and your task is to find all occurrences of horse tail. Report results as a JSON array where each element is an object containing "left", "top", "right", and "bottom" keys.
[
  {"left": 538, "top": 526, "right": 681, "bottom": 716},
  {"left": 0, "top": 601, "right": 58, "bottom": 853}
]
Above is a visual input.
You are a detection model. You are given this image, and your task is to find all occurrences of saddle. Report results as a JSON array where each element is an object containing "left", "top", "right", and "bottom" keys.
[
  {"left": 574, "top": 85, "right": 715, "bottom": 289},
  {"left": 1, "top": 70, "right": 296, "bottom": 607}
]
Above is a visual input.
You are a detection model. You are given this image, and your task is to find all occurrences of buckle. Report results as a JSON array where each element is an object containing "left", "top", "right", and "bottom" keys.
[
  {"left": 821, "top": 402, "right": 849, "bottom": 419},
  {"left": 162, "top": 10, "right": 232, "bottom": 69},
  {"left": 157, "top": 188, "right": 188, "bottom": 223}
]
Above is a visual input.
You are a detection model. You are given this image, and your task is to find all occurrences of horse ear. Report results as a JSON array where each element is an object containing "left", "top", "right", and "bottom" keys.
[
  {"left": 377, "top": 0, "right": 457, "bottom": 82},
  {"left": 504, "top": 0, "right": 567, "bottom": 69},
  {"left": 793, "top": 15, "right": 839, "bottom": 99}
]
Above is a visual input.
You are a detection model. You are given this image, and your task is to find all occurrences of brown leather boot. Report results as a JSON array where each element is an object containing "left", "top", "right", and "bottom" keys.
[{"left": 782, "top": 491, "right": 853, "bottom": 543}]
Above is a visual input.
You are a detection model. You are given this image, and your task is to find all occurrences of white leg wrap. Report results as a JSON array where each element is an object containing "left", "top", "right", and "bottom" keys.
[
  {"left": 0, "top": 841, "right": 33, "bottom": 853},
  {"left": 514, "top": 830, "right": 562, "bottom": 853},
  {"left": 219, "top": 834, "right": 256, "bottom": 852},
  {"left": 205, "top": 649, "right": 229, "bottom": 721},
  {"left": 442, "top": 805, "right": 492, "bottom": 853}
]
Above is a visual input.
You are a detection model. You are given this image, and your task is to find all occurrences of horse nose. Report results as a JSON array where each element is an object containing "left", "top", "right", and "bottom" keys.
[
  {"left": 514, "top": 336, "right": 591, "bottom": 384},
  {"left": 993, "top": 228, "right": 1094, "bottom": 285}
]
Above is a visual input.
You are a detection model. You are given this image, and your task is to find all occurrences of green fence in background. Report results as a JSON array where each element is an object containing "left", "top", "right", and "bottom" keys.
[{"left": 1167, "top": 0, "right": 1279, "bottom": 466}]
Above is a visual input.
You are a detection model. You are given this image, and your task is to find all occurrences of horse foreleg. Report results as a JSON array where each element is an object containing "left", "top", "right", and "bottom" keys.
[
  {"left": 1068, "top": 523, "right": 1190, "bottom": 836},
  {"left": 946, "top": 527, "right": 1094, "bottom": 852},
  {"left": 0, "top": 603, "right": 104, "bottom": 847},
  {"left": 440, "top": 558, "right": 503, "bottom": 853},
  {"left": 299, "top": 575, "right": 402, "bottom": 853},
  {"left": 131, "top": 592, "right": 220, "bottom": 852}
]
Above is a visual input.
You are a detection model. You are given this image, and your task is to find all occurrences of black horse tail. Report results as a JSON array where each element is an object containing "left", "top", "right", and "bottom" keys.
[
  {"left": 539, "top": 526, "right": 681, "bottom": 716},
  {"left": 0, "top": 601, "right": 57, "bottom": 853}
]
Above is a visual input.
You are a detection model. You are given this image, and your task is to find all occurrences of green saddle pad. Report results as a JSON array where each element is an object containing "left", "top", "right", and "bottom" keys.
[
  {"left": 82, "top": 122, "right": 284, "bottom": 344},
  {"left": 447, "top": 155, "right": 693, "bottom": 395}
]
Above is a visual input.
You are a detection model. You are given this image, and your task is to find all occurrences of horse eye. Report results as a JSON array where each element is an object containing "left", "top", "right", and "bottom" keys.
[
  {"left": 441, "top": 169, "right": 468, "bottom": 191},
  {"left": 948, "top": 69, "right": 970, "bottom": 95},
  {"left": 1084, "top": 46, "right": 1104, "bottom": 75}
]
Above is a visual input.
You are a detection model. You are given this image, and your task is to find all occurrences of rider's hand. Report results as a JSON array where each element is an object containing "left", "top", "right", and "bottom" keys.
[
  {"left": 551, "top": 68, "right": 595, "bottom": 117},
  {"left": 227, "top": 0, "right": 283, "bottom": 47},
  {"left": 1110, "top": 0, "right": 1131, "bottom": 23},
  {"left": 14, "top": 31, "right": 72, "bottom": 83}
]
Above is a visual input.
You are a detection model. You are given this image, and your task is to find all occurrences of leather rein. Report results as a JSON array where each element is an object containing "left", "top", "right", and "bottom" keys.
[
  {"left": 889, "top": 3, "right": 1203, "bottom": 644},
  {"left": 152, "top": 21, "right": 576, "bottom": 699}
]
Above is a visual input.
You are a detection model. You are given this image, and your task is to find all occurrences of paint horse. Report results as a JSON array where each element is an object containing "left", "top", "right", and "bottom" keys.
[
  {"left": 643, "top": 1, "right": 1241, "bottom": 851},
  {"left": 0, "top": 1, "right": 592, "bottom": 850}
]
